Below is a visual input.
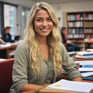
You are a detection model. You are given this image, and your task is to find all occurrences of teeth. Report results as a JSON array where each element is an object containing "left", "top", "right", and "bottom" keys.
[{"left": 41, "top": 29, "right": 48, "bottom": 32}]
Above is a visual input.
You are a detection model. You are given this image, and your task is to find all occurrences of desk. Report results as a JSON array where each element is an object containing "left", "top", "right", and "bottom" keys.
[
  {"left": 0, "top": 58, "right": 14, "bottom": 62},
  {"left": 21, "top": 90, "right": 35, "bottom": 93},
  {"left": 21, "top": 90, "right": 80, "bottom": 93},
  {"left": 21, "top": 51, "right": 93, "bottom": 93},
  {"left": 21, "top": 83, "right": 93, "bottom": 93},
  {"left": 20, "top": 79, "right": 93, "bottom": 93},
  {"left": 0, "top": 44, "right": 17, "bottom": 59},
  {"left": 71, "top": 40, "right": 93, "bottom": 50}
]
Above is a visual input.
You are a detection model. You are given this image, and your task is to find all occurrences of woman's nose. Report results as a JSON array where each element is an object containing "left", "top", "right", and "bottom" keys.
[{"left": 42, "top": 20, "right": 47, "bottom": 26}]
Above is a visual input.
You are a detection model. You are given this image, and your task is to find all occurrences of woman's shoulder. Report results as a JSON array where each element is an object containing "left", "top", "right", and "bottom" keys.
[
  {"left": 59, "top": 42, "right": 65, "bottom": 49},
  {"left": 59, "top": 42, "right": 68, "bottom": 55},
  {"left": 17, "top": 40, "right": 29, "bottom": 50}
]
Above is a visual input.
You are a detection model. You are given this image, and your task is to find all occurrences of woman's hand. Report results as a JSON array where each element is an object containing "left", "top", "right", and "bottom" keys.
[{"left": 72, "top": 77, "right": 82, "bottom": 81}]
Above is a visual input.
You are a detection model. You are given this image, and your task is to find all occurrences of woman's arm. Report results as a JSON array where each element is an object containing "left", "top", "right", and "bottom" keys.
[
  {"left": 21, "top": 84, "right": 44, "bottom": 92},
  {"left": 61, "top": 44, "right": 82, "bottom": 80}
]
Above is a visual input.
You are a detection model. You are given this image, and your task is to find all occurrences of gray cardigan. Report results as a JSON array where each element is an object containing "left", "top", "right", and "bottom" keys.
[{"left": 9, "top": 41, "right": 81, "bottom": 93}]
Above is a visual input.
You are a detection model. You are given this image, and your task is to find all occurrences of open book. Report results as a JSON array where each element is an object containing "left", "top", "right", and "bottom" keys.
[{"left": 47, "top": 79, "right": 93, "bottom": 93}]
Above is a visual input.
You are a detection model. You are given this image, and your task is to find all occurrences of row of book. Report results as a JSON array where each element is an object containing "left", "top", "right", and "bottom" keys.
[
  {"left": 84, "top": 29, "right": 93, "bottom": 33},
  {"left": 68, "top": 28, "right": 84, "bottom": 34},
  {"left": 68, "top": 14, "right": 83, "bottom": 21},
  {"left": 68, "top": 13, "right": 93, "bottom": 21},
  {"left": 68, "top": 21, "right": 93, "bottom": 27},
  {"left": 85, "top": 13, "right": 93, "bottom": 20},
  {"left": 68, "top": 34, "right": 84, "bottom": 39},
  {"left": 68, "top": 29, "right": 93, "bottom": 34},
  {"left": 68, "top": 28, "right": 93, "bottom": 34},
  {"left": 68, "top": 22, "right": 83, "bottom": 27},
  {"left": 84, "top": 21, "right": 93, "bottom": 27},
  {"left": 85, "top": 34, "right": 93, "bottom": 39}
]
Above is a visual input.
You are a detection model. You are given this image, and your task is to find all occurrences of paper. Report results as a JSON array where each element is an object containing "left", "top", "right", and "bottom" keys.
[
  {"left": 68, "top": 51, "right": 76, "bottom": 55},
  {"left": 77, "top": 51, "right": 93, "bottom": 56},
  {"left": 75, "top": 60, "right": 93, "bottom": 65},
  {"left": 47, "top": 79, "right": 93, "bottom": 93},
  {"left": 81, "top": 72, "right": 93, "bottom": 77},
  {"left": 0, "top": 43, "right": 12, "bottom": 47},
  {"left": 75, "top": 55, "right": 93, "bottom": 59},
  {"left": 87, "top": 49, "right": 93, "bottom": 52},
  {"left": 79, "top": 68, "right": 93, "bottom": 71}
]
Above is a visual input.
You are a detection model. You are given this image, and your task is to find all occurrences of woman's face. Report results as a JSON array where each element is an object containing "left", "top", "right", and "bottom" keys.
[
  {"left": 5, "top": 28, "right": 10, "bottom": 34},
  {"left": 34, "top": 9, "right": 53, "bottom": 38}
]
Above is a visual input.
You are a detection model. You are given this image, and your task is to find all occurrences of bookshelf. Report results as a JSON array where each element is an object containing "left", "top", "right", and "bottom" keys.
[{"left": 67, "top": 11, "right": 93, "bottom": 49}]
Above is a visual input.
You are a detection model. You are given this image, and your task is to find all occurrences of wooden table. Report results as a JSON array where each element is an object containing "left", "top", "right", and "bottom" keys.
[
  {"left": 21, "top": 79, "right": 93, "bottom": 93},
  {"left": 0, "top": 44, "right": 17, "bottom": 59},
  {"left": 71, "top": 40, "right": 93, "bottom": 50},
  {"left": 21, "top": 89, "right": 80, "bottom": 93},
  {"left": 21, "top": 83, "right": 93, "bottom": 93}
]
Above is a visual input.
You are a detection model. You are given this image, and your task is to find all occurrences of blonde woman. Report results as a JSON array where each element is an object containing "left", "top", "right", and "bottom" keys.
[{"left": 10, "top": 2, "right": 82, "bottom": 93}]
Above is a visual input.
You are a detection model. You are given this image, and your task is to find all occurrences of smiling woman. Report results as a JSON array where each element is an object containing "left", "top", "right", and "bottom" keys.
[
  {"left": 9, "top": 2, "right": 82, "bottom": 93},
  {"left": 34, "top": 9, "right": 53, "bottom": 38}
]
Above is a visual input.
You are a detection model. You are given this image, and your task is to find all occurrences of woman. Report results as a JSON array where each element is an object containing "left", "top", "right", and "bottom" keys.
[
  {"left": 10, "top": 2, "right": 82, "bottom": 93},
  {"left": 2, "top": 26, "right": 14, "bottom": 43},
  {"left": 61, "top": 27, "right": 81, "bottom": 52}
]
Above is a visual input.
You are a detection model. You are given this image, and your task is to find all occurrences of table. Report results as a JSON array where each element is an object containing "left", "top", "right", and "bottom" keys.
[
  {"left": 21, "top": 84, "right": 93, "bottom": 93},
  {"left": 0, "top": 43, "right": 17, "bottom": 59},
  {"left": 21, "top": 79, "right": 93, "bottom": 93},
  {"left": 21, "top": 89, "right": 80, "bottom": 93},
  {"left": 71, "top": 40, "right": 93, "bottom": 50}
]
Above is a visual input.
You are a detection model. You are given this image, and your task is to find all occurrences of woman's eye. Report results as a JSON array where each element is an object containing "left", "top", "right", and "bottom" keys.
[
  {"left": 36, "top": 19, "right": 42, "bottom": 22},
  {"left": 47, "top": 18, "right": 52, "bottom": 21}
]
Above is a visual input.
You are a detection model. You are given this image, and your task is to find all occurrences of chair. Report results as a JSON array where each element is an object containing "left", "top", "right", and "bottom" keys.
[{"left": 0, "top": 58, "right": 14, "bottom": 93}]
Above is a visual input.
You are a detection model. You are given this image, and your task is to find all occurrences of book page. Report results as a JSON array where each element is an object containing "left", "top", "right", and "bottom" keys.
[
  {"left": 75, "top": 60, "right": 93, "bottom": 65},
  {"left": 47, "top": 79, "right": 93, "bottom": 93},
  {"left": 81, "top": 72, "right": 93, "bottom": 77},
  {"left": 79, "top": 68, "right": 93, "bottom": 71}
]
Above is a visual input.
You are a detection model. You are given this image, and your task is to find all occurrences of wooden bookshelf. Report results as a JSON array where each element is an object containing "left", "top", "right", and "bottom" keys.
[{"left": 67, "top": 11, "right": 93, "bottom": 49}]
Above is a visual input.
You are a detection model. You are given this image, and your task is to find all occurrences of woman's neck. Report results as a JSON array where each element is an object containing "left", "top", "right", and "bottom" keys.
[{"left": 36, "top": 36, "right": 47, "bottom": 45}]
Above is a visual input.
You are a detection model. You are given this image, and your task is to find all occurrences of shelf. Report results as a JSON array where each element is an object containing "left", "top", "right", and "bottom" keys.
[{"left": 67, "top": 11, "right": 93, "bottom": 49}]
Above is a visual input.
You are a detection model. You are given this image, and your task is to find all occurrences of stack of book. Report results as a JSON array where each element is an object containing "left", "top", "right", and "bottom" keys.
[
  {"left": 75, "top": 51, "right": 93, "bottom": 59},
  {"left": 87, "top": 49, "right": 93, "bottom": 52},
  {"left": 75, "top": 60, "right": 93, "bottom": 80}
]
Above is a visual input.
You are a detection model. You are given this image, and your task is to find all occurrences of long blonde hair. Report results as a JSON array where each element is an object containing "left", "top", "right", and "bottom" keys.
[{"left": 24, "top": 2, "right": 62, "bottom": 76}]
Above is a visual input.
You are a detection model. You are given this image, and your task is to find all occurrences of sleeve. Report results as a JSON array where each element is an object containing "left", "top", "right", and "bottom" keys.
[
  {"left": 9, "top": 34, "right": 14, "bottom": 43},
  {"left": 62, "top": 33, "right": 67, "bottom": 44},
  {"left": 2, "top": 33, "right": 6, "bottom": 42},
  {"left": 12, "top": 43, "right": 29, "bottom": 93},
  {"left": 60, "top": 43, "right": 81, "bottom": 80}
]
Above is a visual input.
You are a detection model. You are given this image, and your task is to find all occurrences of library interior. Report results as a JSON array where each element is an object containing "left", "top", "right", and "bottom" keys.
[{"left": 0, "top": 0, "right": 93, "bottom": 93}]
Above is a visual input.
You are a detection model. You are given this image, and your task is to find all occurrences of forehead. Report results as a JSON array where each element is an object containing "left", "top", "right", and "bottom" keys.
[
  {"left": 6, "top": 28, "right": 10, "bottom": 30},
  {"left": 35, "top": 9, "right": 50, "bottom": 18}
]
